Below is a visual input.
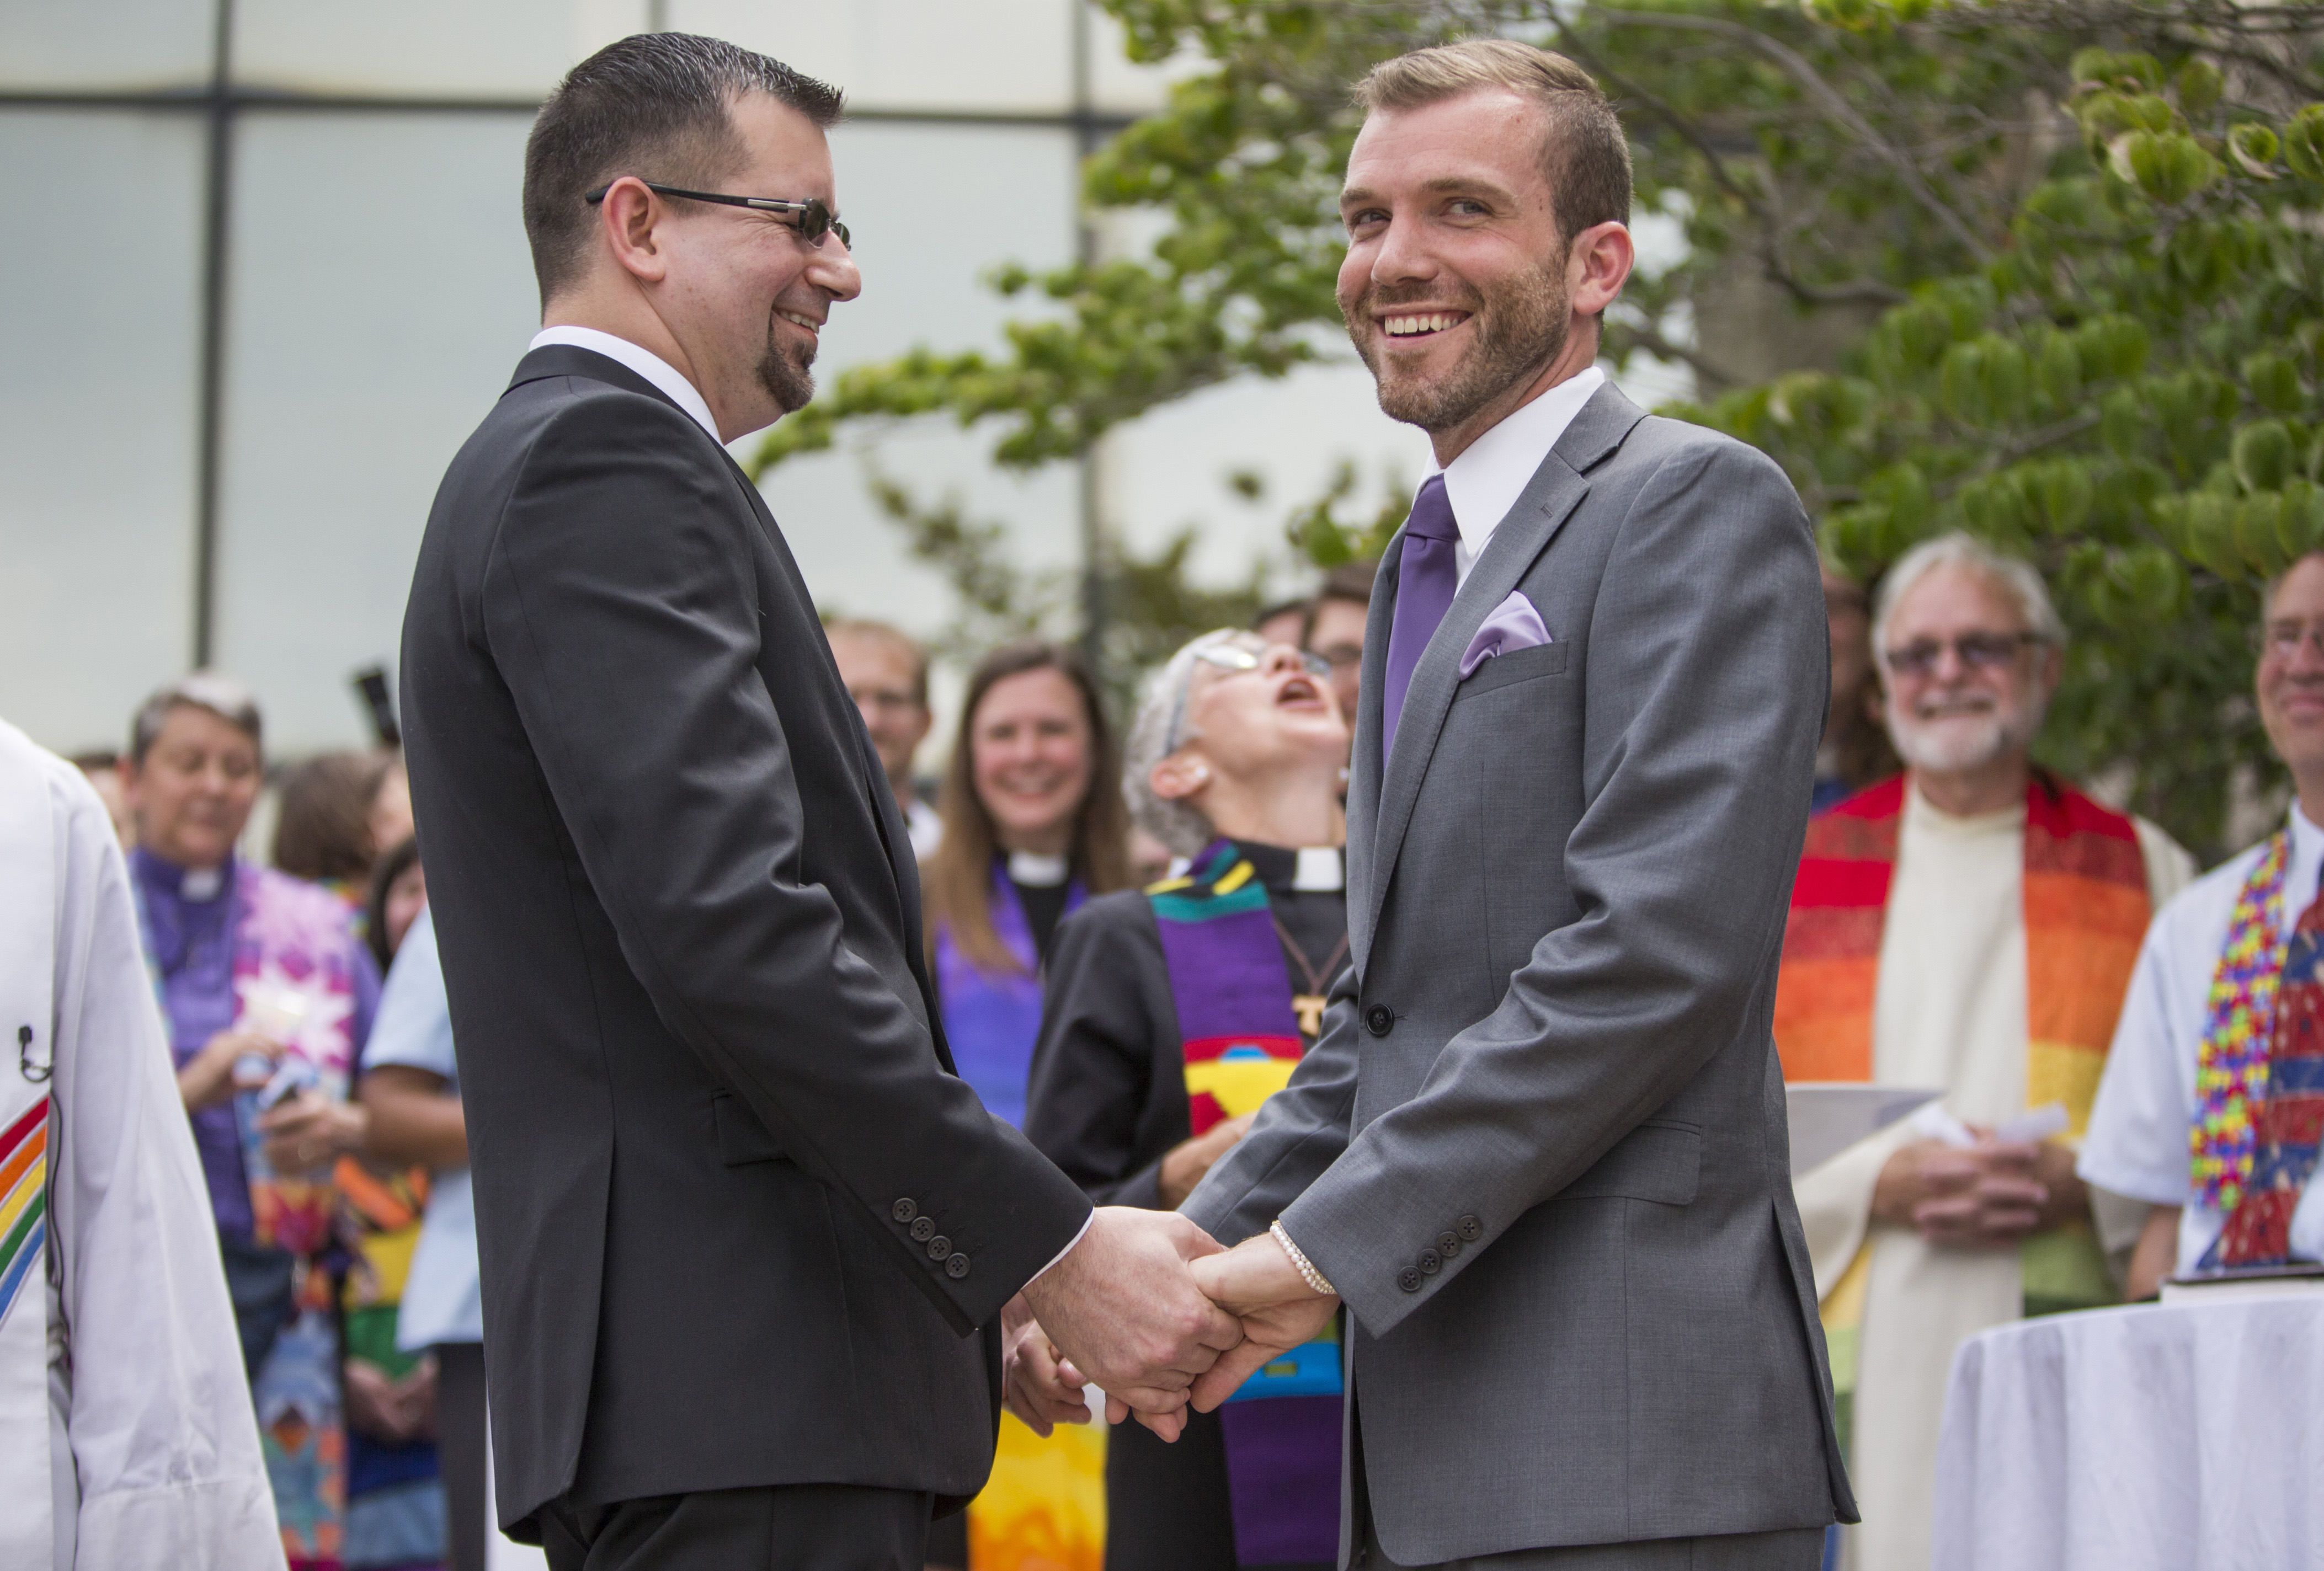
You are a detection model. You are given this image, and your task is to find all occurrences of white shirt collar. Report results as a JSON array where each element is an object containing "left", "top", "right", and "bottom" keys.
[
  {"left": 528, "top": 325, "right": 723, "bottom": 445},
  {"left": 2286, "top": 801, "right": 2324, "bottom": 924},
  {"left": 1292, "top": 847, "right": 1345, "bottom": 892},
  {"left": 1422, "top": 365, "right": 1607, "bottom": 582}
]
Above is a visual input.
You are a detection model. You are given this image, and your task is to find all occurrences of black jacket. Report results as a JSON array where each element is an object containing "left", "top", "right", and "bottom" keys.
[{"left": 400, "top": 345, "right": 1090, "bottom": 1534}]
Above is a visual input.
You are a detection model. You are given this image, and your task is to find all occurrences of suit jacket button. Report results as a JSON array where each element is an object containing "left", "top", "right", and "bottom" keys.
[
  {"left": 1436, "top": 1231, "right": 1460, "bottom": 1257},
  {"left": 1398, "top": 1267, "right": 1423, "bottom": 1293},
  {"left": 892, "top": 1199, "right": 918, "bottom": 1224},
  {"left": 946, "top": 1253, "right": 971, "bottom": 1279},
  {"left": 1456, "top": 1215, "right": 1482, "bottom": 1242},
  {"left": 910, "top": 1217, "right": 936, "bottom": 1242},
  {"left": 927, "top": 1236, "right": 952, "bottom": 1260},
  {"left": 1418, "top": 1248, "right": 1442, "bottom": 1275},
  {"left": 1364, "top": 1004, "right": 1394, "bottom": 1037}
]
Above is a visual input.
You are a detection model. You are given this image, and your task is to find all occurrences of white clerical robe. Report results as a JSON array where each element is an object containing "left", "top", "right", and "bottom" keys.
[
  {"left": 1793, "top": 785, "right": 2193, "bottom": 1571},
  {"left": 0, "top": 718, "right": 281, "bottom": 1570}
]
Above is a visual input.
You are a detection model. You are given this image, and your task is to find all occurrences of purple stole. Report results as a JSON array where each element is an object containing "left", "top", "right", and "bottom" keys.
[
  {"left": 934, "top": 863, "right": 1083, "bottom": 1130},
  {"left": 1149, "top": 842, "right": 1342, "bottom": 1566}
]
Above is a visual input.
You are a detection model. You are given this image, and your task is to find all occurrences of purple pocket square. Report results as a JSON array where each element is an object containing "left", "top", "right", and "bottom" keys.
[{"left": 1459, "top": 591, "right": 1552, "bottom": 678}]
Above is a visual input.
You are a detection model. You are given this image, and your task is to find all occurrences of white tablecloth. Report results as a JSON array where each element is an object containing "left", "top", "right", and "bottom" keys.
[{"left": 1933, "top": 1295, "right": 2324, "bottom": 1570}]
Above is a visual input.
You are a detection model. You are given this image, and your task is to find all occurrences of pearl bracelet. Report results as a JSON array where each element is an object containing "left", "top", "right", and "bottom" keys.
[{"left": 1271, "top": 1219, "right": 1337, "bottom": 1297}]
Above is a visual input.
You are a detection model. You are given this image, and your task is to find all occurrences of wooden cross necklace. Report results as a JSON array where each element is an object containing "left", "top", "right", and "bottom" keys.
[{"left": 1272, "top": 916, "right": 1351, "bottom": 1040}]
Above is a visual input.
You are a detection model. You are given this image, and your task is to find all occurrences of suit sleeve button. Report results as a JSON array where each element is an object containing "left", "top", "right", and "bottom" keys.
[
  {"left": 926, "top": 1236, "right": 952, "bottom": 1260},
  {"left": 1398, "top": 1268, "right": 1423, "bottom": 1292},
  {"left": 1456, "top": 1215, "right": 1482, "bottom": 1242},
  {"left": 1436, "top": 1231, "right": 1460, "bottom": 1257},
  {"left": 1417, "top": 1248, "right": 1442, "bottom": 1275},
  {"left": 910, "top": 1217, "right": 936, "bottom": 1242},
  {"left": 946, "top": 1253, "right": 971, "bottom": 1279},
  {"left": 892, "top": 1199, "right": 918, "bottom": 1224},
  {"left": 1364, "top": 1004, "right": 1394, "bottom": 1037}
]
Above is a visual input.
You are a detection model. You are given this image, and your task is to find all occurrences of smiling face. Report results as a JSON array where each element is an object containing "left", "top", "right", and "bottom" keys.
[
  {"left": 641, "top": 91, "right": 862, "bottom": 436},
  {"left": 1337, "top": 88, "right": 1627, "bottom": 457},
  {"left": 120, "top": 704, "right": 263, "bottom": 871},
  {"left": 1879, "top": 563, "right": 2058, "bottom": 779},
  {"left": 970, "top": 666, "right": 1096, "bottom": 855},
  {"left": 2259, "top": 555, "right": 2324, "bottom": 790},
  {"left": 1171, "top": 638, "right": 1349, "bottom": 788}
]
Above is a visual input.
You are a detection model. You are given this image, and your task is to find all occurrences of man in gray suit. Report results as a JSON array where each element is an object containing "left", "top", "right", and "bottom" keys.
[{"left": 1168, "top": 40, "right": 1856, "bottom": 1568}]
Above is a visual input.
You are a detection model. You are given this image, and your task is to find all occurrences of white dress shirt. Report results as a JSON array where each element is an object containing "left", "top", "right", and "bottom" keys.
[
  {"left": 528, "top": 324, "right": 722, "bottom": 444},
  {"left": 1422, "top": 365, "right": 1606, "bottom": 585},
  {"left": 2080, "top": 804, "right": 2324, "bottom": 1272}
]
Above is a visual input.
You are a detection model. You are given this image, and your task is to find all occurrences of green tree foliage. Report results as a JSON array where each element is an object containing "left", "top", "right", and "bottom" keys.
[
  {"left": 758, "top": 0, "right": 2324, "bottom": 854},
  {"left": 1683, "top": 39, "right": 2324, "bottom": 855}
]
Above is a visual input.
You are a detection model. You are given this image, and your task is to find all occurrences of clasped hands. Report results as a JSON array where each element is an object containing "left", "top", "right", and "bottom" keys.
[
  {"left": 1005, "top": 1206, "right": 1338, "bottom": 1442},
  {"left": 1872, "top": 1131, "right": 2088, "bottom": 1247}
]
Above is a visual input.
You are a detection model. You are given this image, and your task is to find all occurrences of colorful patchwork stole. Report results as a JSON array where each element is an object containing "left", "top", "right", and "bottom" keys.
[
  {"left": 1149, "top": 842, "right": 1342, "bottom": 1567},
  {"left": 134, "top": 863, "right": 360, "bottom": 1571},
  {"left": 2198, "top": 837, "right": 2324, "bottom": 1267},
  {"left": 1772, "top": 776, "right": 2150, "bottom": 1449}
]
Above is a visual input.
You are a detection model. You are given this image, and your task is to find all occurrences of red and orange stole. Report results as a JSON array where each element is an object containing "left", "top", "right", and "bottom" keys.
[{"left": 1774, "top": 774, "right": 2150, "bottom": 1430}]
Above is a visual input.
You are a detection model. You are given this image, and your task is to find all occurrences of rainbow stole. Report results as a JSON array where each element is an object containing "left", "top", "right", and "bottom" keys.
[
  {"left": 0, "top": 1099, "right": 46, "bottom": 1328},
  {"left": 1148, "top": 842, "right": 1342, "bottom": 1566},
  {"left": 1772, "top": 775, "right": 2150, "bottom": 1446}
]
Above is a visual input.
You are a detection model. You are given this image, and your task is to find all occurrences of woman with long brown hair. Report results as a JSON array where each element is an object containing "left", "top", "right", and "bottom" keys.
[
  {"left": 925, "top": 639, "right": 1129, "bottom": 1124},
  {"left": 922, "top": 640, "right": 1127, "bottom": 1571}
]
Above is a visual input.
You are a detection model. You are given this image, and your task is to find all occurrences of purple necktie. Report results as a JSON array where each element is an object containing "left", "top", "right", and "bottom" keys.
[{"left": 1380, "top": 474, "right": 1461, "bottom": 766}]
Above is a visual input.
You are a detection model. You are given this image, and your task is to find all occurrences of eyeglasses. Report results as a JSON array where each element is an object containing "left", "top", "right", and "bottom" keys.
[
  {"left": 583, "top": 180, "right": 851, "bottom": 248},
  {"left": 1881, "top": 630, "right": 2047, "bottom": 679},
  {"left": 2257, "top": 617, "right": 2324, "bottom": 662},
  {"left": 1164, "top": 640, "right": 1332, "bottom": 754}
]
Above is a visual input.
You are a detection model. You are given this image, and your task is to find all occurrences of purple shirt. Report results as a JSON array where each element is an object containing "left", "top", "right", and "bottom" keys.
[{"left": 132, "top": 847, "right": 379, "bottom": 1241}]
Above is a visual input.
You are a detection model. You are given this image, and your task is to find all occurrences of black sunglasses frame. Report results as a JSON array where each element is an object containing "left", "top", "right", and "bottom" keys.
[{"left": 583, "top": 179, "right": 850, "bottom": 248}]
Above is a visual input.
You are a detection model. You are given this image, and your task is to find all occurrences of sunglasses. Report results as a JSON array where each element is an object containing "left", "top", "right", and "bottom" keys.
[{"left": 583, "top": 180, "right": 851, "bottom": 249}]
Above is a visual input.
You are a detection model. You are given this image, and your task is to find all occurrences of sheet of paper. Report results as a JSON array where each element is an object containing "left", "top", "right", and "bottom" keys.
[{"left": 1785, "top": 1083, "right": 1943, "bottom": 1176}]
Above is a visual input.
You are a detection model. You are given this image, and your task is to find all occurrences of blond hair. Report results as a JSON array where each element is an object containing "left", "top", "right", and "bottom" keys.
[{"left": 1353, "top": 40, "right": 1632, "bottom": 244}]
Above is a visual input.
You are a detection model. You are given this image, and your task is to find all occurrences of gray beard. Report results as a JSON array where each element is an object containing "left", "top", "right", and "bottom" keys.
[
  {"left": 1886, "top": 697, "right": 2046, "bottom": 776},
  {"left": 1350, "top": 256, "right": 1571, "bottom": 434}
]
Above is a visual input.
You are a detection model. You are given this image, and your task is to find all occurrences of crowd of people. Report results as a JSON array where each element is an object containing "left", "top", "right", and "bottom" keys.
[
  {"left": 17, "top": 522, "right": 2323, "bottom": 1571},
  {"left": 15, "top": 25, "right": 2324, "bottom": 1571}
]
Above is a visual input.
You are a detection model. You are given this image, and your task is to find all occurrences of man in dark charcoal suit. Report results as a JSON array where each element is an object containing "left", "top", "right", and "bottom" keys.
[
  {"left": 1155, "top": 41, "right": 1858, "bottom": 1570},
  {"left": 399, "top": 34, "right": 1241, "bottom": 1570}
]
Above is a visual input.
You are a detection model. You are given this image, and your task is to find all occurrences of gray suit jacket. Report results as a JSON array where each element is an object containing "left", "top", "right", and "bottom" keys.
[{"left": 1182, "top": 384, "right": 1857, "bottom": 1564}]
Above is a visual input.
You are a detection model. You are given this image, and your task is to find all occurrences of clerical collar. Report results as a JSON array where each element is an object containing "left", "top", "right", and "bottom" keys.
[
  {"left": 1006, "top": 849, "right": 1070, "bottom": 888},
  {"left": 132, "top": 845, "right": 232, "bottom": 903},
  {"left": 1229, "top": 841, "right": 1345, "bottom": 893}
]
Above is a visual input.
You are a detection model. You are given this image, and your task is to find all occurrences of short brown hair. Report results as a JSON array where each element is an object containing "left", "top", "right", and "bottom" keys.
[
  {"left": 129, "top": 672, "right": 263, "bottom": 765},
  {"left": 824, "top": 618, "right": 930, "bottom": 709},
  {"left": 1354, "top": 40, "right": 1631, "bottom": 244},
  {"left": 1302, "top": 560, "right": 1378, "bottom": 646},
  {"left": 273, "top": 751, "right": 393, "bottom": 885},
  {"left": 524, "top": 33, "right": 844, "bottom": 306}
]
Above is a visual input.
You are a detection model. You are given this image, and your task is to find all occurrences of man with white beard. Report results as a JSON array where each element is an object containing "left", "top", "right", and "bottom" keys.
[{"left": 1770, "top": 532, "right": 2194, "bottom": 1571}]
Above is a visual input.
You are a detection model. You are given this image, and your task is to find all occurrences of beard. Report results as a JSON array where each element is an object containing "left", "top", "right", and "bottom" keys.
[
  {"left": 1886, "top": 690, "right": 2045, "bottom": 776},
  {"left": 757, "top": 322, "right": 817, "bottom": 415},
  {"left": 1344, "top": 253, "right": 1571, "bottom": 434}
]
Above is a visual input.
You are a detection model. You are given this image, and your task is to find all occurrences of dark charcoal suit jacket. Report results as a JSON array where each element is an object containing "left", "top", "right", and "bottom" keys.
[{"left": 400, "top": 344, "right": 1091, "bottom": 1536}]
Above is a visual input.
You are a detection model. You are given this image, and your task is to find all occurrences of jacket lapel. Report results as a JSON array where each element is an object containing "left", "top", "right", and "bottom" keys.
[{"left": 1359, "top": 383, "right": 1649, "bottom": 957}]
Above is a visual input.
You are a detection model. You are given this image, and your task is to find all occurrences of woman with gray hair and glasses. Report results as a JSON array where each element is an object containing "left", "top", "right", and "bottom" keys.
[{"left": 1016, "top": 628, "right": 1351, "bottom": 1571}]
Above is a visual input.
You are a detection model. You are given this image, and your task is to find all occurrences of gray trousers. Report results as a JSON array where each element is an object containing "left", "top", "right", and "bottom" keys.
[{"left": 1354, "top": 1522, "right": 1825, "bottom": 1570}]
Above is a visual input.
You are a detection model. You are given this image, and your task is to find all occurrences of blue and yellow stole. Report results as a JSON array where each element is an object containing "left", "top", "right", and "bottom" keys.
[{"left": 1149, "top": 841, "right": 1341, "bottom": 1566}]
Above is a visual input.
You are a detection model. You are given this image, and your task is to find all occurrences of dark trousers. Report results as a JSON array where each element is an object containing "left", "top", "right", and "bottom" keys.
[
  {"left": 435, "top": 1343, "right": 489, "bottom": 1571},
  {"left": 541, "top": 1483, "right": 934, "bottom": 1571}
]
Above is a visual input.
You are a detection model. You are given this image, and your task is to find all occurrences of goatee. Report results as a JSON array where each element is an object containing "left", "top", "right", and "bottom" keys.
[
  {"left": 758, "top": 330, "right": 817, "bottom": 415},
  {"left": 1347, "top": 255, "right": 1570, "bottom": 435}
]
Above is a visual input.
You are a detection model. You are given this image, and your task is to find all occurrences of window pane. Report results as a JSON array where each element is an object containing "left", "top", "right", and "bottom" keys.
[
  {"left": 670, "top": 0, "right": 1075, "bottom": 115},
  {"left": 0, "top": 110, "right": 203, "bottom": 753},
  {"left": 213, "top": 111, "right": 539, "bottom": 753},
  {"left": 0, "top": 1, "right": 214, "bottom": 93},
  {"left": 233, "top": 0, "right": 645, "bottom": 99}
]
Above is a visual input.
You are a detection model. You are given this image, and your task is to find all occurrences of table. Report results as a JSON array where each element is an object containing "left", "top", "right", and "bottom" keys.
[{"left": 1933, "top": 1294, "right": 2324, "bottom": 1570}]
